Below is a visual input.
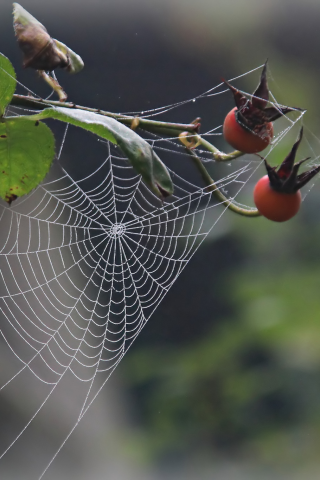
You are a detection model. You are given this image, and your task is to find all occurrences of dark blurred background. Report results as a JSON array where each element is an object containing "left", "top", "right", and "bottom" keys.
[{"left": 1, "top": 0, "right": 320, "bottom": 478}]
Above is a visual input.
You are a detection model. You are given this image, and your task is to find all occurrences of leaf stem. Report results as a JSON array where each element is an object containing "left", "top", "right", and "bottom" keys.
[
  {"left": 10, "top": 95, "right": 245, "bottom": 160},
  {"left": 10, "top": 94, "right": 200, "bottom": 136},
  {"left": 186, "top": 149, "right": 260, "bottom": 217},
  {"left": 9, "top": 94, "right": 258, "bottom": 217},
  {"left": 197, "top": 135, "right": 244, "bottom": 162},
  {"left": 38, "top": 72, "right": 67, "bottom": 102}
]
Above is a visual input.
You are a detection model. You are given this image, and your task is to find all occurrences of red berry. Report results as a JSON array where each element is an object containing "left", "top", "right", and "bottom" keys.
[
  {"left": 223, "top": 107, "right": 273, "bottom": 153},
  {"left": 253, "top": 128, "right": 320, "bottom": 222},
  {"left": 222, "top": 62, "right": 299, "bottom": 154},
  {"left": 253, "top": 175, "right": 301, "bottom": 222}
]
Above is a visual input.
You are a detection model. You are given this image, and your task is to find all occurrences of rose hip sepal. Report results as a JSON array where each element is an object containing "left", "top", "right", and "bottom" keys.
[
  {"left": 263, "top": 127, "right": 320, "bottom": 193},
  {"left": 223, "top": 62, "right": 302, "bottom": 153},
  {"left": 254, "top": 127, "right": 320, "bottom": 222}
]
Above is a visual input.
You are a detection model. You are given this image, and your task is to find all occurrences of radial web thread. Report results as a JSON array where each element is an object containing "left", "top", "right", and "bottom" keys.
[{"left": 0, "top": 65, "right": 313, "bottom": 477}]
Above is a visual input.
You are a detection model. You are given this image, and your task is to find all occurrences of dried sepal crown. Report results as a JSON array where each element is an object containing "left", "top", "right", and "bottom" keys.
[
  {"left": 13, "top": 3, "right": 84, "bottom": 73},
  {"left": 224, "top": 62, "right": 300, "bottom": 131},
  {"left": 264, "top": 127, "right": 320, "bottom": 193}
]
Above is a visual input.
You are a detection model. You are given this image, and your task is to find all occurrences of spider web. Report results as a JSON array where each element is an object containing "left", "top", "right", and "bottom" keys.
[{"left": 0, "top": 65, "right": 312, "bottom": 478}]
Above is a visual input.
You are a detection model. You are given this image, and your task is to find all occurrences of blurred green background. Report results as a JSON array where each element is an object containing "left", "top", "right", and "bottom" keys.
[{"left": 1, "top": 0, "right": 320, "bottom": 478}]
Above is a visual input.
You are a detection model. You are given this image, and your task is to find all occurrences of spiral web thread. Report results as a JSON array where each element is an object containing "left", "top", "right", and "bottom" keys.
[{"left": 0, "top": 66, "right": 313, "bottom": 478}]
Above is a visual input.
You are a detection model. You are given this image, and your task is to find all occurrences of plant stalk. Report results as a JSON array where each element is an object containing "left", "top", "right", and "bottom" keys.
[
  {"left": 9, "top": 94, "right": 257, "bottom": 217},
  {"left": 186, "top": 149, "right": 260, "bottom": 217},
  {"left": 10, "top": 94, "right": 200, "bottom": 137},
  {"left": 10, "top": 94, "right": 243, "bottom": 161}
]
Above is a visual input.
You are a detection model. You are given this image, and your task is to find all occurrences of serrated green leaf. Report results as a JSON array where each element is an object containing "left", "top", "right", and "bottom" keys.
[
  {"left": 0, "top": 54, "right": 16, "bottom": 116},
  {"left": 26, "top": 107, "right": 173, "bottom": 198},
  {"left": 0, "top": 118, "right": 55, "bottom": 203}
]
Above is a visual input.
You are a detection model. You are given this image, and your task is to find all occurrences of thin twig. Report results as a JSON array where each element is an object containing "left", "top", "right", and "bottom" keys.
[
  {"left": 10, "top": 94, "right": 200, "bottom": 136},
  {"left": 186, "top": 148, "right": 260, "bottom": 217},
  {"left": 197, "top": 136, "right": 244, "bottom": 162},
  {"left": 10, "top": 93, "right": 257, "bottom": 217},
  {"left": 10, "top": 94, "right": 244, "bottom": 160}
]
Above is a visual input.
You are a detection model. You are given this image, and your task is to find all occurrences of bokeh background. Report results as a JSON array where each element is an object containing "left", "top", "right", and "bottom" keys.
[{"left": 1, "top": 0, "right": 320, "bottom": 478}]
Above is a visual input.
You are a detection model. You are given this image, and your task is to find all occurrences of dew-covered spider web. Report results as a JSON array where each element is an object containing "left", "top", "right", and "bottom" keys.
[{"left": 0, "top": 64, "right": 317, "bottom": 479}]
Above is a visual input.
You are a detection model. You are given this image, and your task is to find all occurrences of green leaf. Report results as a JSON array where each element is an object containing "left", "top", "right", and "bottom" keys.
[
  {"left": 0, "top": 118, "right": 55, "bottom": 204},
  {"left": 0, "top": 54, "right": 16, "bottom": 116},
  {"left": 27, "top": 107, "right": 174, "bottom": 198}
]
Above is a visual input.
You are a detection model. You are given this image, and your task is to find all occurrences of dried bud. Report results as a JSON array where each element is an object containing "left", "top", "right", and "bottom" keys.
[
  {"left": 264, "top": 127, "right": 320, "bottom": 193},
  {"left": 223, "top": 61, "right": 302, "bottom": 132},
  {"left": 54, "top": 39, "right": 84, "bottom": 74},
  {"left": 13, "top": 3, "right": 83, "bottom": 73}
]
